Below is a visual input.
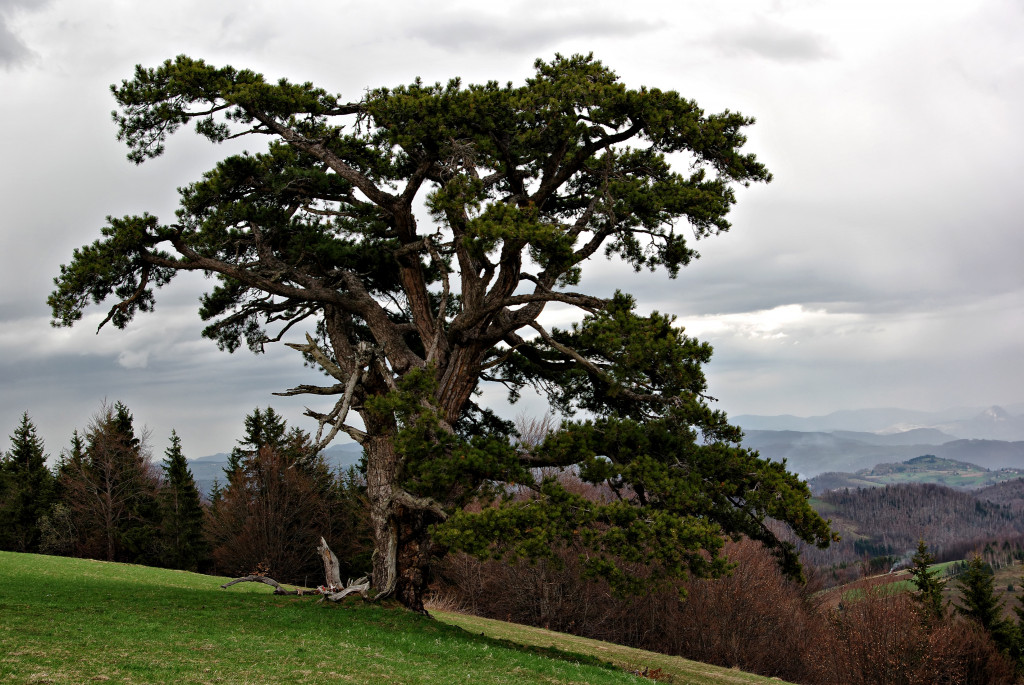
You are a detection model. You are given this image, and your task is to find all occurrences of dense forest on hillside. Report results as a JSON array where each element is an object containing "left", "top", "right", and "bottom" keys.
[
  {"left": 976, "top": 479, "right": 1024, "bottom": 510},
  {"left": 0, "top": 405, "right": 372, "bottom": 585},
  {"left": 804, "top": 481, "right": 1024, "bottom": 577}
]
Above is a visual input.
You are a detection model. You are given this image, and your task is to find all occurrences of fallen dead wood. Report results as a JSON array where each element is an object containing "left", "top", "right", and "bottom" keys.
[
  {"left": 219, "top": 575, "right": 316, "bottom": 595},
  {"left": 324, "top": 576, "right": 370, "bottom": 601},
  {"left": 221, "top": 537, "right": 372, "bottom": 602}
]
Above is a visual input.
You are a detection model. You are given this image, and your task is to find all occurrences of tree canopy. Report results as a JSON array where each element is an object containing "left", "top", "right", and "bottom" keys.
[
  {"left": 50, "top": 54, "right": 833, "bottom": 610},
  {"left": 0, "top": 413, "right": 54, "bottom": 552}
]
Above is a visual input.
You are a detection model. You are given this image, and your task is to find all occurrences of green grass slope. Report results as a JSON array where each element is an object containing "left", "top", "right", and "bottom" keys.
[
  {"left": 0, "top": 552, "right": 790, "bottom": 684},
  {"left": 434, "top": 611, "right": 783, "bottom": 685}
]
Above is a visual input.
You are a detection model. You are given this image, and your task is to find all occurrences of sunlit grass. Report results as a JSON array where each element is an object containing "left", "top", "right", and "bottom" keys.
[
  {"left": 0, "top": 552, "right": 791, "bottom": 684},
  {"left": 0, "top": 552, "right": 638, "bottom": 684}
]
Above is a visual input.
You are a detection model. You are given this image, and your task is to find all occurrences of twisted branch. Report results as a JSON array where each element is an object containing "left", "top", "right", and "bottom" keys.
[{"left": 424, "top": 235, "right": 451, "bottom": 364}]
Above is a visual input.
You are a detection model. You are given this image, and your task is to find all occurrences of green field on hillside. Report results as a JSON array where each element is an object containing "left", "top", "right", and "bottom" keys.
[
  {"left": 0, "top": 552, "right": 789, "bottom": 684},
  {"left": 809, "top": 456, "right": 1024, "bottom": 493}
]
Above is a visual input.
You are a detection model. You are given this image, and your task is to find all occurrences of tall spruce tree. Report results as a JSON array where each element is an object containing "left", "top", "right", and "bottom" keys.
[
  {"left": 909, "top": 539, "right": 946, "bottom": 621},
  {"left": 0, "top": 413, "right": 55, "bottom": 552},
  {"left": 52, "top": 429, "right": 86, "bottom": 503},
  {"left": 225, "top": 406, "right": 288, "bottom": 480},
  {"left": 39, "top": 430, "right": 87, "bottom": 556},
  {"left": 159, "top": 430, "right": 208, "bottom": 571},
  {"left": 49, "top": 54, "right": 835, "bottom": 610},
  {"left": 956, "top": 554, "right": 1017, "bottom": 654}
]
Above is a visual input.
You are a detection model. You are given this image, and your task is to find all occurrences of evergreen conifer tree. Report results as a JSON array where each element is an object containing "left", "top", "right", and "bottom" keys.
[
  {"left": 209, "top": 408, "right": 335, "bottom": 582},
  {"left": 207, "top": 477, "right": 223, "bottom": 506},
  {"left": 0, "top": 413, "right": 55, "bottom": 552},
  {"left": 226, "top": 407, "right": 288, "bottom": 480},
  {"left": 956, "top": 554, "right": 1017, "bottom": 654},
  {"left": 52, "top": 430, "right": 86, "bottom": 502},
  {"left": 909, "top": 539, "right": 946, "bottom": 621},
  {"left": 49, "top": 54, "right": 836, "bottom": 609},
  {"left": 159, "top": 430, "right": 209, "bottom": 571},
  {"left": 107, "top": 402, "right": 162, "bottom": 563},
  {"left": 39, "top": 431, "right": 87, "bottom": 556}
]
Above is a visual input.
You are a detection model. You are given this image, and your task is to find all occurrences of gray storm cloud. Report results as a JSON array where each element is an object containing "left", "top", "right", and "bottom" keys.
[
  {"left": 408, "top": 12, "right": 660, "bottom": 53},
  {"left": 711, "top": 19, "right": 834, "bottom": 63},
  {"left": 0, "top": 0, "right": 49, "bottom": 66},
  {"left": 0, "top": 0, "right": 1021, "bottom": 458}
]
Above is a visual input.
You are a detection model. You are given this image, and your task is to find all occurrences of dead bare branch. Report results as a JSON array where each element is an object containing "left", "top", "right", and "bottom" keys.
[
  {"left": 220, "top": 575, "right": 315, "bottom": 595},
  {"left": 284, "top": 332, "right": 348, "bottom": 382}
]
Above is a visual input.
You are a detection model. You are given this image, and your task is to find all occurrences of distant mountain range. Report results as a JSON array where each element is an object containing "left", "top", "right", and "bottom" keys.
[
  {"left": 188, "top": 442, "right": 363, "bottom": 497},
  {"left": 734, "top": 404, "right": 1024, "bottom": 441},
  {"left": 184, "top": 405, "right": 1024, "bottom": 494},
  {"left": 735, "top": 405, "right": 1024, "bottom": 479}
]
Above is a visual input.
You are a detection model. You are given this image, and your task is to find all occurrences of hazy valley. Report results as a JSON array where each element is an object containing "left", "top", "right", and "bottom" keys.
[{"left": 735, "top": 404, "right": 1024, "bottom": 479}]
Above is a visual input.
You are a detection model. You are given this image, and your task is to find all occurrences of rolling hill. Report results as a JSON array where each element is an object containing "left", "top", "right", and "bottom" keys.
[{"left": 807, "top": 455, "right": 1024, "bottom": 495}]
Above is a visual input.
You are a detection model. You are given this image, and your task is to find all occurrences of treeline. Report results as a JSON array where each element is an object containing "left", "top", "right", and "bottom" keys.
[{"left": 0, "top": 403, "right": 371, "bottom": 584}]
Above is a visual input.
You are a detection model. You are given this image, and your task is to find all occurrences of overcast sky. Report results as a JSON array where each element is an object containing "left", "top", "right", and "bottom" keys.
[{"left": 1, "top": 0, "right": 1022, "bottom": 459}]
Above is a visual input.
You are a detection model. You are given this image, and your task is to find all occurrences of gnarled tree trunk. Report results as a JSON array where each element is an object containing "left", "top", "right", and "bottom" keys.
[
  {"left": 363, "top": 432, "right": 400, "bottom": 600},
  {"left": 360, "top": 395, "right": 450, "bottom": 613},
  {"left": 395, "top": 508, "right": 437, "bottom": 613}
]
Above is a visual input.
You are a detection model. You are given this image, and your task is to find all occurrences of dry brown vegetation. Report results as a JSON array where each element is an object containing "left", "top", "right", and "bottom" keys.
[{"left": 433, "top": 473, "right": 1019, "bottom": 684}]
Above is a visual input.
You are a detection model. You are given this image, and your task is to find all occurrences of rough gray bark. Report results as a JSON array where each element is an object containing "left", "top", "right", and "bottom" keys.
[
  {"left": 318, "top": 536, "right": 342, "bottom": 589},
  {"left": 363, "top": 425, "right": 401, "bottom": 600}
]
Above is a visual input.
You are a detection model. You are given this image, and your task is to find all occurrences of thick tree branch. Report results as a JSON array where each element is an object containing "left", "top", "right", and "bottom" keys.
[
  {"left": 498, "top": 290, "right": 607, "bottom": 312},
  {"left": 424, "top": 236, "right": 450, "bottom": 364},
  {"left": 324, "top": 577, "right": 371, "bottom": 602},
  {"left": 313, "top": 342, "right": 371, "bottom": 450},
  {"left": 401, "top": 158, "right": 436, "bottom": 204},
  {"left": 392, "top": 488, "right": 449, "bottom": 521},
  {"left": 247, "top": 111, "right": 400, "bottom": 213},
  {"left": 273, "top": 383, "right": 347, "bottom": 397},
  {"left": 220, "top": 575, "right": 315, "bottom": 595}
]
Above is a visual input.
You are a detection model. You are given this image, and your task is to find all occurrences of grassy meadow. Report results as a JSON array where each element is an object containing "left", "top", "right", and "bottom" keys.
[{"left": 0, "top": 552, "right": 790, "bottom": 684}]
